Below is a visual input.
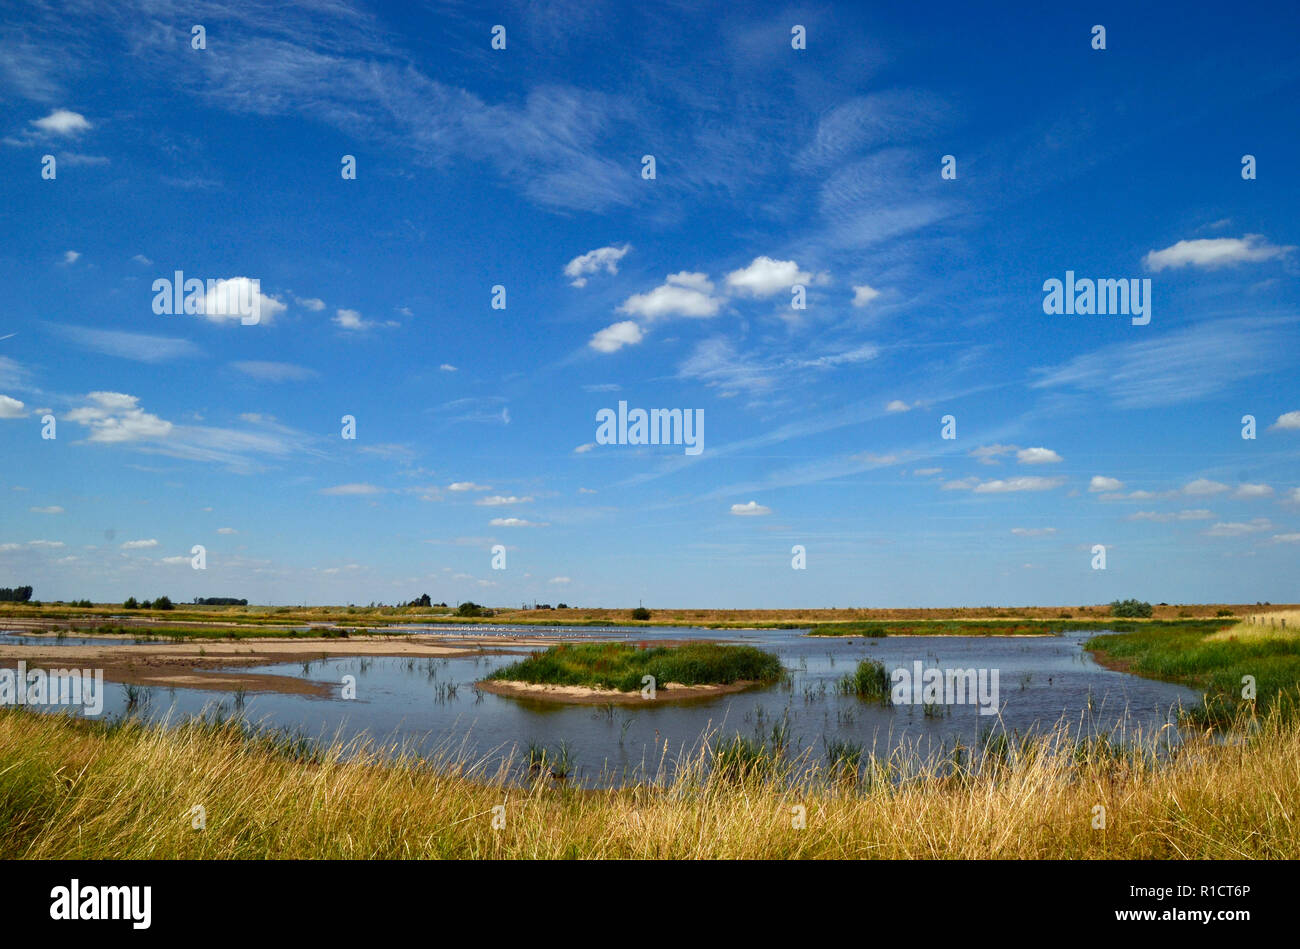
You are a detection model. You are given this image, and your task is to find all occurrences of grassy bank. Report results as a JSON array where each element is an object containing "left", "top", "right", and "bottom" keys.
[
  {"left": 1, "top": 706, "right": 1296, "bottom": 858},
  {"left": 1086, "top": 621, "right": 1300, "bottom": 726},
  {"left": 486, "top": 642, "right": 784, "bottom": 693}
]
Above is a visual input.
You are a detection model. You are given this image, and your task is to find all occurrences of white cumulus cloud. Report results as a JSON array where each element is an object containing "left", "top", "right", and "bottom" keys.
[
  {"left": 1017, "top": 447, "right": 1062, "bottom": 465},
  {"left": 32, "top": 109, "right": 91, "bottom": 135},
  {"left": 200, "top": 278, "right": 286, "bottom": 325},
  {"left": 724, "top": 257, "right": 811, "bottom": 297},
  {"left": 564, "top": 244, "right": 630, "bottom": 287},
  {"left": 65, "top": 392, "right": 172, "bottom": 443},
  {"left": 1143, "top": 235, "right": 1294, "bottom": 271},
  {"left": 852, "top": 284, "right": 881, "bottom": 307},
  {"left": 618, "top": 272, "right": 720, "bottom": 320},
  {"left": 588, "top": 320, "right": 644, "bottom": 353}
]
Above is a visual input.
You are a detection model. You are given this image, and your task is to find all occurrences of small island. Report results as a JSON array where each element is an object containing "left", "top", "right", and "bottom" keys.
[{"left": 478, "top": 641, "right": 784, "bottom": 704}]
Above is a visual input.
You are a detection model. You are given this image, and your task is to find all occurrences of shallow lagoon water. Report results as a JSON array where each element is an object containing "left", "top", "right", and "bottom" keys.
[{"left": 2, "top": 625, "right": 1201, "bottom": 786}]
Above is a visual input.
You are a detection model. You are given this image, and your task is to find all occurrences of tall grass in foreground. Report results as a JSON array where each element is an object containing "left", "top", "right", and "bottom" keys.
[{"left": 1, "top": 703, "right": 1297, "bottom": 859}]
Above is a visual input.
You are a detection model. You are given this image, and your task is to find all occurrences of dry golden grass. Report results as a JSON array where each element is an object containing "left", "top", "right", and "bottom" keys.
[
  {"left": 1225, "top": 610, "right": 1300, "bottom": 638},
  {"left": 2, "top": 707, "right": 1296, "bottom": 859},
  {"left": 1206, "top": 611, "right": 1300, "bottom": 644}
]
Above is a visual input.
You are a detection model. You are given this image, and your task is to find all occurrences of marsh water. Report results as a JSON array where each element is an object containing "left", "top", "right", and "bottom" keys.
[{"left": 2, "top": 625, "right": 1201, "bottom": 785}]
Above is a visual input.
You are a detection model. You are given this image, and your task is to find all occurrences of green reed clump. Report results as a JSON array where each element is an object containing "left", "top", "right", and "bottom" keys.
[
  {"left": 487, "top": 642, "right": 783, "bottom": 693},
  {"left": 837, "top": 659, "right": 893, "bottom": 704}
]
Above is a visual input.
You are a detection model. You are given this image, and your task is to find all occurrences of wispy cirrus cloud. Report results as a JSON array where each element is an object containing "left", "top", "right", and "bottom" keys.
[
  {"left": 231, "top": 361, "right": 318, "bottom": 382},
  {"left": 319, "top": 483, "right": 384, "bottom": 496},
  {"left": 1031, "top": 317, "right": 1297, "bottom": 408},
  {"left": 1204, "top": 518, "right": 1273, "bottom": 537},
  {"left": 45, "top": 323, "right": 201, "bottom": 363},
  {"left": 945, "top": 476, "right": 1066, "bottom": 494}
]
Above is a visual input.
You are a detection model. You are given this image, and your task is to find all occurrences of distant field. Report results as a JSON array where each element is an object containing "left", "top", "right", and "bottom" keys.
[
  {"left": 2, "top": 601, "right": 1292, "bottom": 632},
  {"left": 807, "top": 618, "right": 1233, "bottom": 637}
]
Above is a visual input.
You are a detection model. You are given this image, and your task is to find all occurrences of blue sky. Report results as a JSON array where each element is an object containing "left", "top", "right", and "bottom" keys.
[{"left": 1, "top": 0, "right": 1298, "bottom": 607}]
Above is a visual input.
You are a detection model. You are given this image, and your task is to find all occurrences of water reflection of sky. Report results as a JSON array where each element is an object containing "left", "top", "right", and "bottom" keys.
[{"left": 3, "top": 626, "right": 1201, "bottom": 786}]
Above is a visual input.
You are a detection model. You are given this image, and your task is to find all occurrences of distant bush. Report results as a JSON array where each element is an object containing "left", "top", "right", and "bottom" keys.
[
  {"left": 556, "top": 603, "right": 569, "bottom": 609},
  {"left": 193, "top": 597, "right": 248, "bottom": 606},
  {"left": 123, "top": 597, "right": 139, "bottom": 609},
  {"left": 154, "top": 596, "right": 174, "bottom": 611},
  {"left": 456, "top": 601, "right": 492, "bottom": 618},
  {"left": 0, "top": 586, "right": 34, "bottom": 602},
  {"left": 1216, "top": 609, "right": 1235, "bottom": 617},
  {"left": 1109, "top": 599, "right": 1153, "bottom": 618},
  {"left": 632, "top": 607, "right": 652, "bottom": 621},
  {"left": 408, "top": 593, "right": 432, "bottom": 608}
]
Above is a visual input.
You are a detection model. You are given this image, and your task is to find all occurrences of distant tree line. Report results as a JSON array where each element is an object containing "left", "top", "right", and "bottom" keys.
[
  {"left": 193, "top": 597, "right": 248, "bottom": 606},
  {"left": 0, "top": 586, "right": 34, "bottom": 602},
  {"left": 122, "top": 596, "right": 175, "bottom": 610}
]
